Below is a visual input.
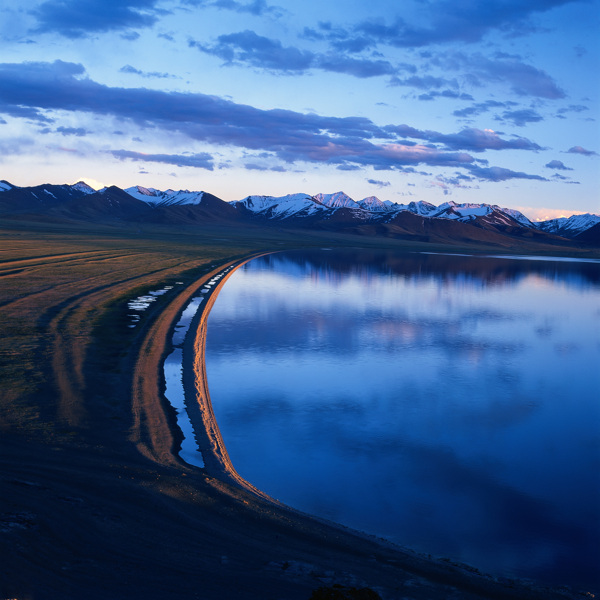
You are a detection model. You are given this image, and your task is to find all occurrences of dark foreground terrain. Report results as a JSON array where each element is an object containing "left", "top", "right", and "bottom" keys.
[{"left": 1, "top": 218, "right": 596, "bottom": 600}]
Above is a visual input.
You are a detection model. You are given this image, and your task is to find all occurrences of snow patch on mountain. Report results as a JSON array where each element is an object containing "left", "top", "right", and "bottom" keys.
[
  {"left": 125, "top": 186, "right": 204, "bottom": 206},
  {"left": 498, "top": 207, "right": 534, "bottom": 227},
  {"left": 0, "top": 180, "right": 13, "bottom": 192}
]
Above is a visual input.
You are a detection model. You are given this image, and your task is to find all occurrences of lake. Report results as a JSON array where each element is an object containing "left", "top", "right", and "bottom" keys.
[{"left": 203, "top": 249, "right": 600, "bottom": 590}]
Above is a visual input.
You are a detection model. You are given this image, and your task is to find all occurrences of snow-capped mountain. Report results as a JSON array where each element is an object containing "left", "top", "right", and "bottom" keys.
[
  {"left": 535, "top": 213, "right": 600, "bottom": 237},
  {"left": 0, "top": 178, "right": 598, "bottom": 247},
  {"left": 234, "top": 193, "right": 328, "bottom": 219},
  {"left": 71, "top": 181, "right": 96, "bottom": 195},
  {"left": 313, "top": 191, "right": 360, "bottom": 209},
  {"left": 358, "top": 196, "right": 393, "bottom": 212},
  {"left": 231, "top": 193, "right": 536, "bottom": 229},
  {"left": 125, "top": 186, "right": 205, "bottom": 207}
]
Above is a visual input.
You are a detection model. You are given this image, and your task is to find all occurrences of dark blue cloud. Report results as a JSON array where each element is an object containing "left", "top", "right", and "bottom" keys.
[
  {"left": 191, "top": 30, "right": 399, "bottom": 78},
  {"left": 383, "top": 125, "right": 543, "bottom": 152},
  {"left": 120, "top": 64, "right": 178, "bottom": 79},
  {"left": 0, "top": 60, "right": 547, "bottom": 180},
  {"left": 467, "top": 165, "right": 547, "bottom": 182},
  {"left": 191, "top": 30, "right": 313, "bottom": 71},
  {"left": 321, "top": 0, "right": 580, "bottom": 49},
  {"left": 567, "top": 146, "right": 598, "bottom": 156},
  {"left": 445, "top": 53, "right": 565, "bottom": 99},
  {"left": 243, "top": 162, "right": 286, "bottom": 172},
  {"left": 181, "top": 0, "right": 283, "bottom": 17},
  {"left": 389, "top": 74, "right": 457, "bottom": 90},
  {"left": 314, "top": 54, "right": 397, "bottom": 78},
  {"left": 545, "top": 160, "right": 572, "bottom": 170},
  {"left": 557, "top": 104, "right": 589, "bottom": 115},
  {"left": 453, "top": 100, "right": 516, "bottom": 118},
  {"left": 56, "top": 126, "right": 90, "bottom": 136},
  {"left": 31, "top": 0, "right": 163, "bottom": 38},
  {"left": 501, "top": 108, "right": 544, "bottom": 127},
  {"left": 111, "top": 149, "right": 215, "bottom": 170},
  {"left": 418, "top": 90, "right": 474, "bottom": 102},
  {"left": 367, "top": 179, "right": 390, "bottom": 187}
]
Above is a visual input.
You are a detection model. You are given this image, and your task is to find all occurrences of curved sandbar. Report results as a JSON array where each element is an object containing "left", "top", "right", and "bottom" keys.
[{"left": 182, "top": 255, "right": 276, "bottom": 500}]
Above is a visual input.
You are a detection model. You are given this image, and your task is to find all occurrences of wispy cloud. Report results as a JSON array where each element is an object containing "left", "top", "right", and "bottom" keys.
[
  {"left": 120, "top": 64, "right": 178, "bottom": 79},
  {"left": 441, "top": 53, "right": 566, "bottom": 99},
  {"left": 111, "top": 149, "right": 215, "bottom": 169}
]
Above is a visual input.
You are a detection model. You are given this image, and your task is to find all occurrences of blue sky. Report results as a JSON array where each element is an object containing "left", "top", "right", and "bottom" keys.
[{"left": 0, "top": 0, "right": 598, "bottom": 219}]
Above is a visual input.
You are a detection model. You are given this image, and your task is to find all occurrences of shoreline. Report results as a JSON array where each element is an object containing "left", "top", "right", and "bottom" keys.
[{"left": 138, "top": 254, "right": 583, "bottom": 599}]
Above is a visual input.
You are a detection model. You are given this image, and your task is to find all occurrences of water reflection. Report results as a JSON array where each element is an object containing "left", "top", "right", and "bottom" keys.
[{"left": 204, "top": 250, "right": 600, "bottom": 590}]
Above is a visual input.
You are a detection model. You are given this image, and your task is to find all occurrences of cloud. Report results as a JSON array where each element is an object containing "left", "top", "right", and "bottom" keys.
[
  {"left": 192, "top": 30, "right": 399, "bottom": 79},
  {"left": 418, "top": 90, "right": 474, "bottom": 102},
  {"left": 567, "top": 146, "right": 598, "bottom": 156},
  {"left": 445, "top": 53, "right": 565, "bottom": 99},
  {"left": 383, "top": 125, "right": 543, "bottom": 153},
  {"left": 501, "top": 108, "right": 544, "bottom": 127},
  {"left": 556, "top": 104, "right": 589, "bottom": 116},
  {"left": 0, "top": 136, "right": 35, "bottom": 158},
  {"left": 181, "top": 0, "right": 284, "bottom": 17},
  {"left": 0, "top": 60, "right": 546, "bottom": 180},
  {"left": 243, "top": 162, "right": 286, "bottom": 172},
  {"left": 314, "top": 54, "right": 398, "bottom": 78},
  {"left": 318, "top": 0, "right": 580, "bottom": 50},
  {"left": 467, "top": 165, "right": 547, "bottom": 182},
  {"left": 111, "top": 149, "right": 215, "bottom": 170},
  {"left": 120, "top": 64, "right": 177, "bottom": 79},
  {"left": 389, "top": 74, "right": 457, "bottom": 90},
  {"left": 31, "top": 0, "right": 163, "bottom": 38},
  {"left": 56, "top": 126, "right": 90, "bottom": 136},
  {"left": 453, "top": 100, "right": 515, "bottom": 118},
  {"left": 192, "top": 30, "right": 313, "bottom": 72},
  {"left": 367, "top": 179, "right": 390, "bottom": 187},
  {"left": 545, "top": 160, "right": 572, "bottom": 170}
]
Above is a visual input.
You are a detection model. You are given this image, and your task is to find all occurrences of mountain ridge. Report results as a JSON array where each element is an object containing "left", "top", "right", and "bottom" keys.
[{"left": 0, "top": 179, "right": 598, "bottom": 248}]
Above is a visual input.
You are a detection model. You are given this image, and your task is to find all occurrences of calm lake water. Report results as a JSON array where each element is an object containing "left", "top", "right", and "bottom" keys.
[{"left": 204, "top": 249, "right": 600, "bottom": 590}]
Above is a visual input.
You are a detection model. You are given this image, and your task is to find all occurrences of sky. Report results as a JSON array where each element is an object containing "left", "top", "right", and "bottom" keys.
[{"left": 0, "top": 0, "right": 599, "bottom": 220}]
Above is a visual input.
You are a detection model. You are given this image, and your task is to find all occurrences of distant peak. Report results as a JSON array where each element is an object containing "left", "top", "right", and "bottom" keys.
[
  {"left": 71, "top": 181, "right": 96, "bottom": 194},
  {"left": 133, "top": 185, "right": 157, "bottom": 197}
]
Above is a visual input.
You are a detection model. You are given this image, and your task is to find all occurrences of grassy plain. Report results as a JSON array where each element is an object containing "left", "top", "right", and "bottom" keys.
[{"left": 0, "top": 218, "right": 593, "bottom": 600}]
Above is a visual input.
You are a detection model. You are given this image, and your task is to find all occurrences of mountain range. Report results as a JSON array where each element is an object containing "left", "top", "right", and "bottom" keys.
[{"left": 1, "top": 179, "right": 598, "bottom": 248}]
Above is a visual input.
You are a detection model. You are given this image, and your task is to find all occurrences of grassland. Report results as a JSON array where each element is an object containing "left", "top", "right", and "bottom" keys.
[{"left": 0, "top": 218, "right": 592, "bottom": 600}]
